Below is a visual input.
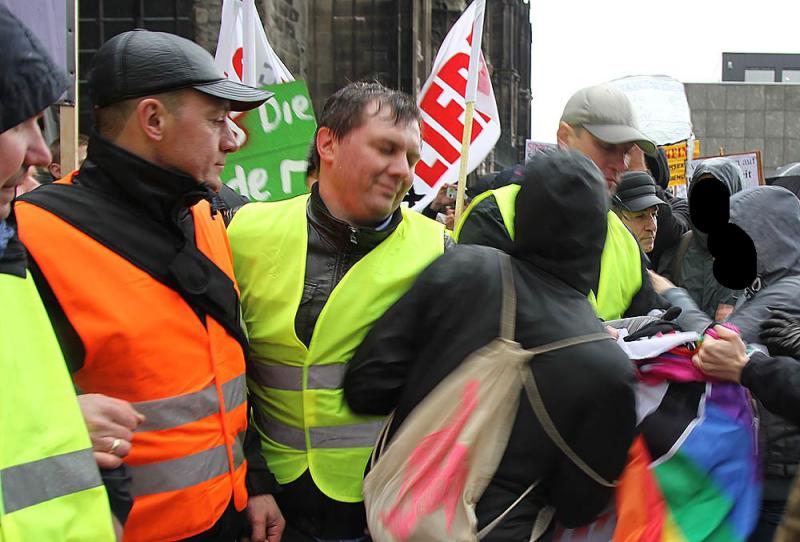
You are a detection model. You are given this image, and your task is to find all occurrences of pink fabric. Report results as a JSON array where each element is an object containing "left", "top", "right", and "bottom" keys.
[
  {"left": 381, "top": 379, "right": 480, "bottom": 540},
  {"left": 635, "top": 324, "right": 740, "bottom": 385}
]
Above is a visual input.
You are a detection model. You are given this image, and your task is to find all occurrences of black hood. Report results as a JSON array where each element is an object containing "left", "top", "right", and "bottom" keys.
[
  {"left": 645, "top": 148, "right": 670, "bottom": 189},
  {"left": 511, "top": 150, "right": 608, "bottom": 295},
  {"left": 0, "top": 5, "right": 68, "bottom": 132}
]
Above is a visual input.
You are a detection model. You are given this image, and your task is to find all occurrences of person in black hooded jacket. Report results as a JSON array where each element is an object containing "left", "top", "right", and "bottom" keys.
[
  {"left": 651, "top": 185, "right": 800, "bottom": 542},
  {"left": 344, "top": 151, "right": 637, "bottom": 539}
]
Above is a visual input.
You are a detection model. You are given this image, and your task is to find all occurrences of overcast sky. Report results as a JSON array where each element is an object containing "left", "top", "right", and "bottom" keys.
[{"left": 530, "top": 0, "right": 800, "bottom": 143}]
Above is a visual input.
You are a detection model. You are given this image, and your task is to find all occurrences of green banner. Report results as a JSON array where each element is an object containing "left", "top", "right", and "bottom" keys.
[{"left": 223, "top": 80, "right": 316, "bottom": 201}]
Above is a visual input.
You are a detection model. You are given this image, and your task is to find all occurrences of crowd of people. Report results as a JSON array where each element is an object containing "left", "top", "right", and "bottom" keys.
[{"left": 4, "top": 6, "right": 800, "bottom": 542}]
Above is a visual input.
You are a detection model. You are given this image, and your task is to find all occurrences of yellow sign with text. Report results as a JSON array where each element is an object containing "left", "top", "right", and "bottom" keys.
[{"left": 664, "top": 140, "right": 700, "bottom": 187}]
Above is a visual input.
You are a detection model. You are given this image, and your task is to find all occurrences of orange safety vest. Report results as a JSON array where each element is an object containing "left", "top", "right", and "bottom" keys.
[{"left": 15, "top": 174, "right": 249, "bottom": 541}]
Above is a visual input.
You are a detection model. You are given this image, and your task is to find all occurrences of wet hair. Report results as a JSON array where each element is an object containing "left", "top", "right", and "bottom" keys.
[{"left": 309, "top": 81, "right": 421, "bottom": 172}]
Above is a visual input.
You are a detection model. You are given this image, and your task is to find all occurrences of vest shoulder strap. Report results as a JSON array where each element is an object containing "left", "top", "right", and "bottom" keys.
[{"left": 19, "top": 183, "right": 248, "bottom": 353}]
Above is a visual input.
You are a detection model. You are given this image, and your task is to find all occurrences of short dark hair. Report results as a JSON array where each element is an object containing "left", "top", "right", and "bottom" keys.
[
  {"left": 92, "top": 89, "right": 187, "bottom": 140},
  {"left": 310, "top": 81, "right": 421, "bottom": 172},
  {"left": 49, "top": 133, "right": 89, "bottom": 166}
]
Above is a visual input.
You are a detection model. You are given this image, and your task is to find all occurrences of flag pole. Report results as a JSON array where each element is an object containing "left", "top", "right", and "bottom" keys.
[
  {"left": 59, "top": 0, "right": 79, "bottom": 175},
  {"left": 453, "top": 0, "right": 486, "bottom": 224}
]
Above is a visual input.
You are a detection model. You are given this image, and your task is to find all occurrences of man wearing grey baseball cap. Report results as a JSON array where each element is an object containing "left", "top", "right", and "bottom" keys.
[
  {"left": 15, "top": 30, "right": 284, "bottom": 542},
  {"left": 456, "top": 83, "right": 665, "bottom": 321}
]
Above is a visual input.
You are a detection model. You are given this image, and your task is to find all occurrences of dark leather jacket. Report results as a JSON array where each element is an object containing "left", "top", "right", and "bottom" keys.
[{"left": 277, "top": 184, "right": 452, "bottom": 538}]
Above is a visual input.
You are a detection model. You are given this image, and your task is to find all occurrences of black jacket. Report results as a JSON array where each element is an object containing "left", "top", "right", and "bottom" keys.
[
  {"left": 665, "top": 185, "right": 800, "bottom": 500},
  {"left": 344, "top": 152, "right": 637, "bottom": 539},
  {"left": 18, "top": 134, "right": 278, "bottom": 524},
  {"left": 457, "top": 189, "right": 665, "bottom": 318}
]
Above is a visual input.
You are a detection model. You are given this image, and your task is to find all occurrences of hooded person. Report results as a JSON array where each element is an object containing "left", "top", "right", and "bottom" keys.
[
  {"left": 454, "top": 83, "right": 666, "bottom": 321},
  {"left": 652, "top": 185, "right": 800, "bottom": 541},
  {"left": 343, "top": 151, "right": 637, "bottom": 540},
  {"left": 0, "top": 4, "right": 127, "bottom": 539},
  {"left": 645, "top": 147, "right": 690, "bottom": 268},
  {"left": 657, "top": 157, "right": 744, "bottom": 319}
]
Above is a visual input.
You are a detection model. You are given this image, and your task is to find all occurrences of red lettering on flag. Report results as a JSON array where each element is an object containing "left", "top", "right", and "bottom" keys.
[{"left": 422, "top": 121, "right": 460, "bottom": 164}]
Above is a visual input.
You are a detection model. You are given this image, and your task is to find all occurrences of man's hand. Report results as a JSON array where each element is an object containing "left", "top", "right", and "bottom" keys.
[
  {"left": 77, "top": 394, "right": 144, "bottom": 469},
  {"left": 242, "top": 494, "right": 285, "bottom": 542},
  {"left": 626, "top": 146, "right": 648, "bottom": 172},
  {"left": 692, "top": 325, "right": 749, "bottom": 383},
  {"left": 647, "top": 269, "right": 676, "bottom": 295},
  {"left": 761, "top": 310, "right": 800, "bottom": 358},
  {"left": 429, "top": 183, "right": 455, "bottom": 212}
]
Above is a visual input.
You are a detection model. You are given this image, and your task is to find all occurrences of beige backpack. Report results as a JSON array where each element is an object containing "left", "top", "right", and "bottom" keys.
[{"left": 363, "top": 253, "right": 616, "bottom": 542}]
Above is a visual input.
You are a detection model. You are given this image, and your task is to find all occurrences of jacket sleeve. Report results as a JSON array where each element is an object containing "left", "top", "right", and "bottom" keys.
[
  {"left": 548, "top": 360, "right": 638, "bottom": 527},
  {"left": 742, "top": 352, "right": 800, "bottom": 425},
  {"left": 244, "top": 420, "right": 280, "bottom": 496},
  {"left": 456, "top": 195, "right": 514, "bottom": 253},
  {"left": 662, "top": 286, "right": 714, "bottom": 334},
  {"left": 344, "top": 270, "right": 429, "bottom": 415},
  {"left": 623, "top": 250, "right": 669, "bottom": 318}
]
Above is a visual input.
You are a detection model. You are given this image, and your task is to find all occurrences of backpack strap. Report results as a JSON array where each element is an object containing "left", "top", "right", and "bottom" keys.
[
  {"left": 498, "top": 252, "right": 517, "bottom": 341},
  {"left": 671, "top": 230, "right": 694, "bottom": 286},
  {"left": 477, "top": 479, "right": 555, "bottom": 541},
  {"left": 522, "top": 333, "right": 617, "bottom": 488}
]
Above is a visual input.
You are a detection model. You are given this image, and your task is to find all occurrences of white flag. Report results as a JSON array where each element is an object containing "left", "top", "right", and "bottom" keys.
[
  {"left": 214, "top": 0, "right": 293, "bottom": 144},
  {"left": 412, "top": 0, "right": 500, "bottom": 211},
  {"left": 215, "top": 0, "right": 293, "bottom": 88}
]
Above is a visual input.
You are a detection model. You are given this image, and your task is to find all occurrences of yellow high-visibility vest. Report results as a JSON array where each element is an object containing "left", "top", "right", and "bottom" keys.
[
  {"left": 455, "top": 184, "right": 642, "bottom": 320},
  {"left": 229, "top": 195, "right": 445, "bottom": 502},
  {"left": 0, "top": 270, "right": 114, "bottom": 541}
]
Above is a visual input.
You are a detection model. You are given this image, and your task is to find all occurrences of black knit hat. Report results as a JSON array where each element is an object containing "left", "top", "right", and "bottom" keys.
[{"left": 0, "top": 5, "right": 68, "bottom": 133}]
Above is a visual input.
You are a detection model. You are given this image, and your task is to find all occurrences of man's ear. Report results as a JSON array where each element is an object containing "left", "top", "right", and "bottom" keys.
[
  {"left": 137, "top": 98, "right": 168, "bottom": 142},
  {"left": 316, "top": 127, "right": 336, "bottom": 166},
  {"left": 556, "top": 121, "right": 575, "bottom": 148},
  {"left": 48, "top": 162, "right": 61, "bottom": 180}
]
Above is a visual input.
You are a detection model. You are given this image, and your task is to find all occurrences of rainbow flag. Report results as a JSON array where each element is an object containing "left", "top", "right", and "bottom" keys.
[{"left": 555, "top": 337, "right": 761, "bottom": 542}]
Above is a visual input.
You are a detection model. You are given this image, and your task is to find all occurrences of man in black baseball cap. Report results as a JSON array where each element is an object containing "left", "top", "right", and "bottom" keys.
[
  {"left": 15, "top": 29, "right": 284, "bottom": 542},
  {"left": 612, "top": 171, "right": 666, "bottom": 254}
]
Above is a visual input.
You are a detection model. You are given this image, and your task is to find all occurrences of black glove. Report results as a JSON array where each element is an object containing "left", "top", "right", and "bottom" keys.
[{"left": 760, "top": 310, "right": 800, "bottom": 358}]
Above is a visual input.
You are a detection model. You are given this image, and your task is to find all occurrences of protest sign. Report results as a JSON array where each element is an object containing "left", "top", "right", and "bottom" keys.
[
  {"left": 223, "top": 80, "right": 316, "bottom": 202},
  {"left": 524, "top": 140, "right": 557, "bottom": 163},
  {"left": 611, "top": 75, "right": 692, "bottom": 146},
  {"left": 687, "top": 150, "right": 764, "bottom": 192}
]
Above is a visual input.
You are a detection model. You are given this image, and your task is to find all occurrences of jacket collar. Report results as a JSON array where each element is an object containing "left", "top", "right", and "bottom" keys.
[
  {"left": 307, "top": 183, "right": 403, "bottom": 252},
  {"left": 0, "top": 213, "right": 26, "bottom": 278},
  {"left": 74, "top": 132, "right": 214, "bottom": 229}
]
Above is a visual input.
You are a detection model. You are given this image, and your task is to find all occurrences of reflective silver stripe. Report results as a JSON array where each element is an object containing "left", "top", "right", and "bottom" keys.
[
  {"left": 307, "top": 364, "right": 346, "bottom": 390},
  {"left": 222, "top": 374, "right": 247, "bottom": 412},
  {"left": 130, "top": 444, "right": 229, "bottom": 497},
  {"left": 253, "top": 409, "right": 383, "bottom": 450},
  {"left": 233, "top": 430, "right": 246, "bottom": 469},
  {"left": 1, "top": 448, "right": 102, "bottom": 514},
  {"left": 134, "top": 375, "right": 246, "bottom": 432},
  {"left": 248, "top": 364, "right": 346, "bottom": 391},
  {"left": 253, "top": 409, "right": 307, "bottom": 450},
  {"left": 309, "top": 421, "right": 384, "bottom": 449},
  {"left": 248, "top": 364, "right": 302, "bottom": 391}
]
